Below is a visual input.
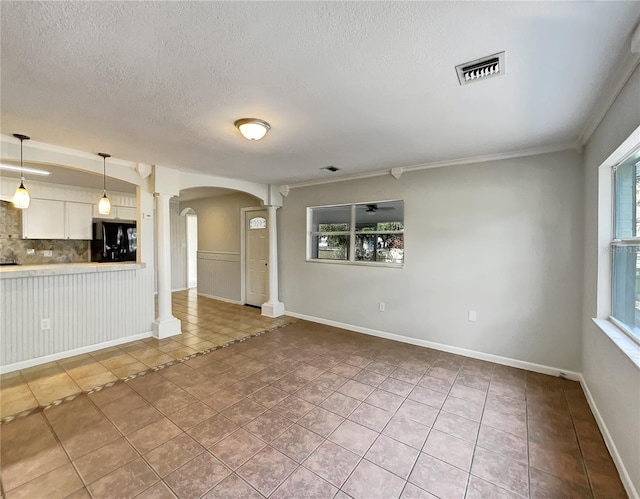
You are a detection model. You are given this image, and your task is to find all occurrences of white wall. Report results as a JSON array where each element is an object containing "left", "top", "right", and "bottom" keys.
[
  {"left": 582, "top": 64, "right": 640, "bottom": 497},
  {"left": 180, "top": 192, "right": 261, "bottom": 302},
  {"left": 280, "top": 150, "right": 584, "bottom": 371},
  {"left": 1, "top": 267, "right": 153, "bottom": 367}
]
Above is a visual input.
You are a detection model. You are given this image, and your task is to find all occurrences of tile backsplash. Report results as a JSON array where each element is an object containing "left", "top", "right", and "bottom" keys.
[{"left": 0, "top": 201, "right": 90, "bottom": 264}]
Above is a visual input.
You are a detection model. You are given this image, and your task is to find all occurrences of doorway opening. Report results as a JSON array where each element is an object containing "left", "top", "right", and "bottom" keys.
[{"left": 181, "top": 209, "right": 198, "bottom": 290}]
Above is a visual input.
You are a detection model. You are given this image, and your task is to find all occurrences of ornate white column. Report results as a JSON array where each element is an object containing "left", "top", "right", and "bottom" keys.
[
  {"left": 153, "top": 193, "right": 181, "bottom": 338},
  {"left": 261, "top": 205, "right": 285, "bottom": 317}
]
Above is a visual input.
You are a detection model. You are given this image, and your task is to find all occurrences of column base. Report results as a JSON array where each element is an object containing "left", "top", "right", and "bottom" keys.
[
  {"left": 261, "top": 301, "right": 285, "bottom": 318},
  {"left": 152, "top": 317, "right": 182, "bottom": 339}
]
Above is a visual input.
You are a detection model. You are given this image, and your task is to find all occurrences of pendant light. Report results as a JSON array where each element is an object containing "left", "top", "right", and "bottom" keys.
[
  {"left": 12, "top": 134, "right": 31, "bottom": 209},
  {"left": 98, "top": 153, "right": 111, "bottom": 215}
]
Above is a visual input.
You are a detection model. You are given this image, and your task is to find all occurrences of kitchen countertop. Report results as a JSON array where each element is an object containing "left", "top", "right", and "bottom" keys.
[{"left": 0, "top": 261, "right": 146, "bottom": 278}]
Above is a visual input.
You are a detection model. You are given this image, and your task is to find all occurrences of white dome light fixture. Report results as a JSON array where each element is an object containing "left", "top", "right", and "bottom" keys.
[
  {"left": 12, "top": 134, "right": 31, "bottom": 209},
  {"left": 234, "top": 118, "right": 271, "bottom": 141}
]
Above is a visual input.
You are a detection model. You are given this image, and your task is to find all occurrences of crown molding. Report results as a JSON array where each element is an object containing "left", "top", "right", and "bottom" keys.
[
  {"left": 578, "top": 47, "right": 640, "bottom": 146},
  {"left": 289, "top": 169, "right": 390, "bottom": 189},
  {"left": 288, "top": 140, "right": 578, "bottom": 190}
]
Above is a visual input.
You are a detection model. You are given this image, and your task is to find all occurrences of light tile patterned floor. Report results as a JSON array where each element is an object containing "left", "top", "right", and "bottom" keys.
[
  {"left": 0, "top": 317, "right": 628, "bottom": 498},
  {"left": 0, "top": 291, "right": 295, "bottom": 420}
]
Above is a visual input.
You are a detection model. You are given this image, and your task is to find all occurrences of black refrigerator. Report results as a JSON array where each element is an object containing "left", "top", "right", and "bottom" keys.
[{"left": 91, "top": 221, "right": 137, "bottom": 262}]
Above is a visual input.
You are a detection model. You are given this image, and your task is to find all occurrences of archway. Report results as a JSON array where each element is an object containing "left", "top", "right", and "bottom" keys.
[{"left": 176, "top": 187, "right": 262, "bottom": 304}]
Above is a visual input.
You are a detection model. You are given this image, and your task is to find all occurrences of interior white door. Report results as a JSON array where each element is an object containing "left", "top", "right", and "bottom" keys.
[{"left": 245, "top": 210, "right": 268, "bottom": 307}]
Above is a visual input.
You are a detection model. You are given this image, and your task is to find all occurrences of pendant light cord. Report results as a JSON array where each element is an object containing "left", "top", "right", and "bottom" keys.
[
  {"left": 13, "top": 134, "right": 30, "bottom": 186},
  {"left": 20, "top": 137, "right": 23, "bottom": 181},
  {"left": 98, "top": 152, "right": 110, "bottom": 196}
]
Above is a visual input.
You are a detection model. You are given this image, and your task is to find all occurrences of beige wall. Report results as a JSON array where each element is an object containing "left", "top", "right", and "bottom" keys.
[
  {"left": 280, "top": 149, "right": 584, "bottom": 371},
  {"left": 582, "top": 64, "right": 640, "bottom": 496},
  {"left": 181, "top": 192, "right": 261, "bottom": 253},
  {"left": 178, "top": 192, "right": 262, "bottom": 302}
]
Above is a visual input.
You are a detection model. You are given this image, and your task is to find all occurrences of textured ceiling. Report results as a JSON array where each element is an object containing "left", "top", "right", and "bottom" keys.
[{"left": 2, "top": 1, "right": 639, "bottom": 185}]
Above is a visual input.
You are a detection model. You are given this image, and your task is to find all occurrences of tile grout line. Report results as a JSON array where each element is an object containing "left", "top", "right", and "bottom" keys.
[
  {"left": 458, "top": 362, "right": 483, "bottom": 499},
  {"left": 82, "top": 368, "right": 221, "bottom": 499},
  {"left": 0, "top": 321, "right": 294, "bottom": 425},
  {"left": 36, "top": 401, "right": 89, "bottom": 498},
  {"left": 334, "top": 354, "right": 455, "bottom": 498},
  {"left": 74, "top": 385, "right": 163, "bottom": 497},
  {"left": 563, "top": 382, "right": 596, "bottom": 499},
  {"left": 396, "top": 361, "right": 452, "bottom": 498},
  {"left": 4, "top": 312, "right": 615, "bottom": 499}
]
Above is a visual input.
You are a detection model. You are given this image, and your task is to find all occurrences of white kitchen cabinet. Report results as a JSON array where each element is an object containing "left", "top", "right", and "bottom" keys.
[
  {"left": 65, "top": 202, "right": 93, "bottom": 239},
  {"left": 115, "top": 206, "right": 137, "bottom": 221},
  {"left": 92, "top": 205, "right": 137, "bottom": 221},
  {"left": 23, "top": 200, "right": 93, "bottom": 240},
  {"left": 22, "top": 199, "right": 65, "bottom": 239},
  {"left": 92, "top": 204, "right": 115, "bottom": 219}
]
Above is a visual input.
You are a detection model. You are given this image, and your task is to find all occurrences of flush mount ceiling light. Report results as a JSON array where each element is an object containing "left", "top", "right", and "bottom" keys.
[
  {"left": 0, "top": 164, "right": 50, "bottom": 176},
  {"left": 12, "top": 134, "right": 31, "bottom": 209},
  {"left": 234, "top": 118, "right": 271, "bottom": 141},
  {"left": 98, "top": 152, "right": 111, "bottom": 215}
]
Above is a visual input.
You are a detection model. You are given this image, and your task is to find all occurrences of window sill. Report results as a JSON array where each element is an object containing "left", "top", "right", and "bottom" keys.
[
  {"left": 306, "top": 259, "right": 404, "bottom": 269},
  {"left": 592, "top": 318, "right": 640, "bottom": 369}
]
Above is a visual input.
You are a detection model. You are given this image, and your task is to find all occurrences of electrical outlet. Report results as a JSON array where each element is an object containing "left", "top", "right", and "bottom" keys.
[
  {"left": 26, "top": 249, "right": 35, "bottom": 255},
  {"left": 468, "top": 310, "right": 477, "bottom": 322},
  {"left": 42, "top": 250, "right": 53, "bottom": 257},
  {"left": 379, "top": 302, "right": 385, "bottom": 312},
  {"left": 40, "top": 318, "right": 51, "bottom": 331}
]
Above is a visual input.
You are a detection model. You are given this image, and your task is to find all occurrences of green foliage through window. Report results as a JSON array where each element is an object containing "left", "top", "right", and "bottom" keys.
[{"left": 310, "top": 201, "right": 404, "bottom": 265}]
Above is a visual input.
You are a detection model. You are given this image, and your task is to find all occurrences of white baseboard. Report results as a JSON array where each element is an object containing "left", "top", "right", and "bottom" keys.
[
  {"left": 197, "top": 292, "right": 242, "bottom": 305},
  {"left": 579, "top": 374, "right": 639, "bottom": 499},
  {"left": 172, "top": 287, "right": 189, "bottom": 292},
  {"left": 0, "top": 331, "right": 154, "bottom": 374},
  {"left": 285, "top": 311, "right": 581, "bottom": 380}
]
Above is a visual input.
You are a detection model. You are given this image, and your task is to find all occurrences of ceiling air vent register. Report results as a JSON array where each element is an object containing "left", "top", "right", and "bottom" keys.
[
  {"left": 456, "top": 52, "right": 505, "bottom": 86},
  {"left": 320, "top": 166, "right": 340, "bottom": 173}
]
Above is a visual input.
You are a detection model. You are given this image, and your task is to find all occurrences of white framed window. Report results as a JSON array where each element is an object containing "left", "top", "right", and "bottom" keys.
[
  {"left": 249, "top": 216, "right": 267, "bottom": 229},
  {"left": 307, "top": 200, "right": 404, "bottom": 266},
  {"left": 611, "top": 146, "right": 640, "bottom": 344}
]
